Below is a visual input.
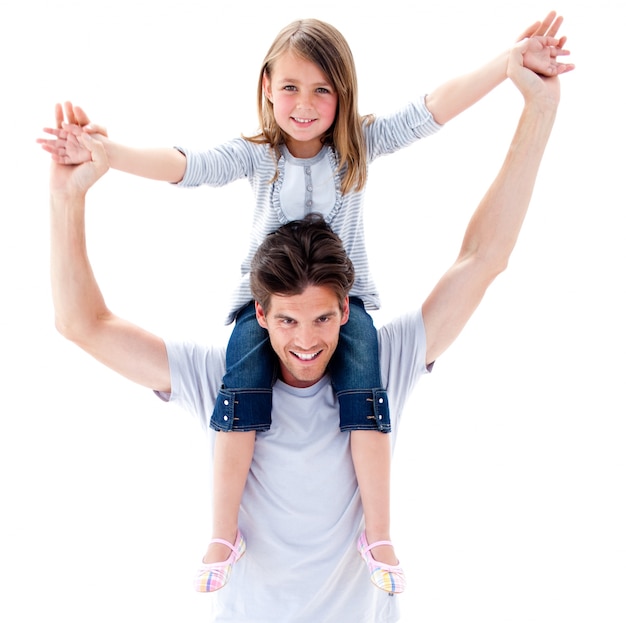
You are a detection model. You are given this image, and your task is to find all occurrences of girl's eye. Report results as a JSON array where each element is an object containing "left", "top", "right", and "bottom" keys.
[
  {"left": 283, "top": 85, "right": 297, "bottom": 92},
  {"left": 316, "top": 87, "right": 330, "bottom": 94}
]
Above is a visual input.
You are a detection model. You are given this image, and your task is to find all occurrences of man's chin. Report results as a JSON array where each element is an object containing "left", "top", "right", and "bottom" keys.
[{"left": 282, "top": 365, "right": 325, "bottom": 388}]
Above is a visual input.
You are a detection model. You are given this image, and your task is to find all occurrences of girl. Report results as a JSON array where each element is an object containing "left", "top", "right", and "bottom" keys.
[{"left": 39, "top": 15, "right": 572, "bottom": 594}]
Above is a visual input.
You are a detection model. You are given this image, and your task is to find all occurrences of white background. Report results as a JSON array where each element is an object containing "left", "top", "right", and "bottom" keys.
[{"left": 2, "top": 1, "right": 624, "bottom": 621}]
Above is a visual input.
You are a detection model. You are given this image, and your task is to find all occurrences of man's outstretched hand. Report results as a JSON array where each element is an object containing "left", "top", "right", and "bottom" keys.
[
  {"left": 508, "top": 38, "right": 563, "bottom": 108},
  {"left": 49, "top": 131, "right": 109, "bottom": 198}
]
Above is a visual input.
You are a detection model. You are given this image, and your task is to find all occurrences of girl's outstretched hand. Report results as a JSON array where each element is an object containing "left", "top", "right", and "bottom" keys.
[
  {"left": 522, "top": 35, "right": 575, "bottom": 77},
  {"left": 38, "top": 102, "right": 108, "bottom": 165},
  {"left": 517, "top": 11, "right": 575, "bottom": 77}
]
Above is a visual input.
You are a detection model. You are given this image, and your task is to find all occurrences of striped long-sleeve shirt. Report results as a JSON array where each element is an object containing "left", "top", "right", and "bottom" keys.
[{"left": 177, "top": 95, "right": 441, "bottom": 324}]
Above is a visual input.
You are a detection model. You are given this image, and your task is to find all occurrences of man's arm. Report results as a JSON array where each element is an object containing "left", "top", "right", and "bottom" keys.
[
  {"left": 422, "top": 39, "right": 562, "bottom": 365},
  {"left": 50, "top": 131, "right": 172, "bottom": 392},
  {"left": 39, "top": 102, "right": 187, "bottom": 182},
  {"left": 424, "top": 11, "right": 573, "bottom": 125}
]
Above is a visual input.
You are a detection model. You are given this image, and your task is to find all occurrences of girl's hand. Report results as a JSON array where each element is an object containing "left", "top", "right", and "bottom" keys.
[
  {"left": 38, "top": 102, "right": 108, "bottom": 165},
  {"left": 516, "top": 11, "right": 575, "bottom": 77},
  {"left": 522, "top": 35, "right": 575, "bottom": 77}
]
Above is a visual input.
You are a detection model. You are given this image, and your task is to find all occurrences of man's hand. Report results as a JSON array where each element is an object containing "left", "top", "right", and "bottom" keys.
[
  {"left": 508, "top": 39, "right": 562, "bottom": 107},
  {"left": 38, "top": 102, "right": 108, "bottom": 166},
  {"left": 518, "top": 10, "right": 565, "bottom": 43},
  {"left": 49, "top": 131, "right": 109, "bottom": 198}
]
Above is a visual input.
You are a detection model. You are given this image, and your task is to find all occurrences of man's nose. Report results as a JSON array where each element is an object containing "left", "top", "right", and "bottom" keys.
[{"left": 294, "top": 326, "right": 317, "bottom": 350}]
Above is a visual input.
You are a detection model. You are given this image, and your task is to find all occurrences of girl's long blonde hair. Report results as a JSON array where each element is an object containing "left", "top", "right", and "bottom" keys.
[{"left": 245, "top": 19, "right": 372, "bottom": 195}]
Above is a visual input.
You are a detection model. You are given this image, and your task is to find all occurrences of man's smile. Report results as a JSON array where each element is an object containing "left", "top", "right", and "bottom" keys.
[{"left": 291, "top": 350, "right": 323, "bottom": 361}]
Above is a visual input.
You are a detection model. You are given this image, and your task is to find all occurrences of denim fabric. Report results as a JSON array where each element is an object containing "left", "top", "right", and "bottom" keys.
[
  {"left": 330, "top": 299, "right": 391, "bottom": 433},
  {"left": 210, "top": 298, "right": 390, "bottom": 433},
  {"left": 210, "top": 302, "right": 275, "bottom": 432}
]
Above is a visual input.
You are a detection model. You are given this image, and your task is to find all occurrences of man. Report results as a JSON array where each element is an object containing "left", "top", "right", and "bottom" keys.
[{"left": 49, "top": 43, "right": 564, "bottom": 622}]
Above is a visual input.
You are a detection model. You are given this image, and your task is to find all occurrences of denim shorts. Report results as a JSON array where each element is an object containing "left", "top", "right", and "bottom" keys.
[{"left": 210, "top": 298, "right": 390, "bottom": 433}]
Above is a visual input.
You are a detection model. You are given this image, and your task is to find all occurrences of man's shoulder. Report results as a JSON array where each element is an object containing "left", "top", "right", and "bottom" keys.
[
  {"left": 377, "top": 308, "right": 428, "bottom": 400},
  {"left": 377, "top": 308, "right": 425, "bottom": 344},
  {"left": 164, "top": 339, "right": 226, "bottom": 398}
]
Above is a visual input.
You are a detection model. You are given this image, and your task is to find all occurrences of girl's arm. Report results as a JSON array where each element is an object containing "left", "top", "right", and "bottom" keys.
[
  {"left": 38, "top": 102, "right": 187, "bottom": 183},
  {"left": 91, "top": 138, "right": 187, "bottom": 182},
  {"left": 424, "top": 12, "right": 573, "bottom": 125}
]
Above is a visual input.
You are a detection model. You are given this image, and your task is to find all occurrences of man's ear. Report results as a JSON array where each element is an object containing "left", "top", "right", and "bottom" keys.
[
  {"left": 340, "top": 296, "right": 350, "bottom": 326},
  {"left": 255, "top": 301, "right": 269, "bottom": 329}
]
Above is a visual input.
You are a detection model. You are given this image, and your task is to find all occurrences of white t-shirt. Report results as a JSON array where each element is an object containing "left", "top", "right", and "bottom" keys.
[{"left": 157, "top": 309, "right": 430, "bottom": 622}]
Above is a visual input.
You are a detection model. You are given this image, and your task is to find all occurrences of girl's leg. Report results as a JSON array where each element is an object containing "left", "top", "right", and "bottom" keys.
[
  {"left": 203, "top": 430, "right": 256, "bottom": 563},
  {"left": 350, "top": 430, "right": 398, "bottom": 566},
  {"left": 329, "top": 299, "right": 390, "bottom": 434},
  {"left": 205, "top": 302, "right": 275, "bottom": 563},
  {"left": 329, "top": 300, "right": 398, "bottom": 567},
  {"left": 213, "top": 301, "right": 275, "bottom": 434}
]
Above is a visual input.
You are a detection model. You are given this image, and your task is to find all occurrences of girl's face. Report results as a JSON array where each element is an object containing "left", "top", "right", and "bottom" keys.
[{"left": 263, "top": 51, "right": 338, "bottom": 159}]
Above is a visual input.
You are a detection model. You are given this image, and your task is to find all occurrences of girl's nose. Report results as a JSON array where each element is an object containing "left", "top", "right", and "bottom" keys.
[{"left": 296, "top": 91, "right": 313, "bottom": 109}]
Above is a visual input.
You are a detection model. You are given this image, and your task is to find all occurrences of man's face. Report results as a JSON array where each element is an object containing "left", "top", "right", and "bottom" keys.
[{"left": 256, "top": 285, "right": 349, "bottom": 388}]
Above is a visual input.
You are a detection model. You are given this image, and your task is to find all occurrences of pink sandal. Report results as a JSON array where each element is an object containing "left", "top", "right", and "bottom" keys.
[
  {"left": 195, "top": 530, "right": 246, "bottom": 592},
  {"left": 357, "top": 530, "right": 406, "bottom": 594}
]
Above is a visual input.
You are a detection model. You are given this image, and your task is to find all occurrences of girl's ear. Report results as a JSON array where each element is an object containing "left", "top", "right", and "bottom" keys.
[{"left": 262, "top": 72, "right": 273, "bottom": 103}]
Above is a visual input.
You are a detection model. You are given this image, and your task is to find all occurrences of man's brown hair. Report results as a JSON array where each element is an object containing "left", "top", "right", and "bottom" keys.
[{"left": 250, "top": 213, "right": 355, "bottom": 312}]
